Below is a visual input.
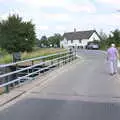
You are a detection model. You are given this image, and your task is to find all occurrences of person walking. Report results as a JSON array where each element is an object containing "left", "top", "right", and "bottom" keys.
[{"left": 107, "top": 43, "right": 119, "bottom": 75}]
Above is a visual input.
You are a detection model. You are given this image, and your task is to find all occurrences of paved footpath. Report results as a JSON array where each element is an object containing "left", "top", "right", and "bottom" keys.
[{"left": 0, "top": 50, "right": 120, "bottom": 120}]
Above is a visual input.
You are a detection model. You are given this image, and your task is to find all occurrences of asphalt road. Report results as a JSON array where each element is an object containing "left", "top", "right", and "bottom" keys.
[{"left": 0, "top": 50, "right": 120, "bottom": 120}]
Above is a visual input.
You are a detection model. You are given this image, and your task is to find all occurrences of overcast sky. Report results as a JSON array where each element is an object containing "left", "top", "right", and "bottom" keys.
[{"left": 0, "top": 0, "right": 120, "bottom": 38}]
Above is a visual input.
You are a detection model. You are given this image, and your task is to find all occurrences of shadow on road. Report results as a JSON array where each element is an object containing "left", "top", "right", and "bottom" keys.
[{"left": 0, "top": 98, "right": 120, "bottom": 120}]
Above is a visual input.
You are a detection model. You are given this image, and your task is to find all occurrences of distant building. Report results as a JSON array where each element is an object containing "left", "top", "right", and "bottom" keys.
[{"left": 60, "top": 29, "right": 101, "bottom": 49}]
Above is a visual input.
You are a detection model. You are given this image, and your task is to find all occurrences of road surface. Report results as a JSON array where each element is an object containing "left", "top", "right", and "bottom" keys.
[{"left": 0, "top": 50, "right": 120, "bottom": 120}]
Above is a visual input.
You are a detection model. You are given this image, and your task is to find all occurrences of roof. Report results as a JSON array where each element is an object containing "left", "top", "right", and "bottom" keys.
[{"left": 63, "top": 30, "right": 98, "bottom": 40}]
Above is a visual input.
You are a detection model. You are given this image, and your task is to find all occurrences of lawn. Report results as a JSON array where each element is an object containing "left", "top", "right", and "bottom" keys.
[{"left": 0, "top": 48, "right": 66, "bottom": 64}]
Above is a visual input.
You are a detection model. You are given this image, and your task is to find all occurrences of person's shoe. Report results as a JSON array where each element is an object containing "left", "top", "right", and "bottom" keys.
[
  {"left": 110, "top": 73, "right": 114, "bottom": 76},
  {"left": 113, "top": 72, "right": 117, "bottom": 75}
]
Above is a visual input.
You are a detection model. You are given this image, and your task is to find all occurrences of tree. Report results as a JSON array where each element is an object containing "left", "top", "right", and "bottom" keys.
[
  {"left": 41, "top": 36, "right": 47, "bottom": 41},
  {"left": 98, "top": 29, "right": 120, "bottom": 49},
  {"left": 35, "top": 38, "right": 40, "bottom": 47},
  {"left": 99, "top": 30, "right": 108, "bottom": 49},
  {"left": 108, "top": 29, "right": 120, "bottom": 46},
  {"left": 0, "top": 14, "right": 36, "bottom": 53},
  {"left": 39, "top": 35, "right": 48, "bottom": 47},
  {"left": 48, "top": 33, "right": 63, "bottom": 47},
  {"left": 99, "top": 30, "right": 107, "bottom": 41}
]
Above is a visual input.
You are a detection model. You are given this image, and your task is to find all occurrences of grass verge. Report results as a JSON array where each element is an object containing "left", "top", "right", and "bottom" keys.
[{"left": 0, "top": 48, "right": 66, "bottom": 64}]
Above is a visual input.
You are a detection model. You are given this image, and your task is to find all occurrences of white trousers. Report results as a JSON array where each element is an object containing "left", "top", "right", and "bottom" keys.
[{"left": 109, "top": 60, "right": 117, "bottom": 74}]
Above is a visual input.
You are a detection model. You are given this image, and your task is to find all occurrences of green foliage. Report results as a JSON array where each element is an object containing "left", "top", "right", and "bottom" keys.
[
  {"left": 99, "top": 29, "right": 120, "bottom": 50},
  {"left": 107, "top": 29, "right": 120, "bottom": 47},
  {"left": 40, "top": 35, "right": 48, "bottom": 47},
  {"left": 35, "top": 38, "right": 40, "bottom": 47},
  {"left": 99, "top": 40, "right": 108, "bottom": 50},
  {"left": 0, "top": 54, "right": 12, "bottom": 64},
  {"left": 38, "top": 33, "right": 63, "bottom": 48},
  {"left": 48, "top": 33, "right": 63, "bottom": 47},
  {"left": 0, "top": 48, "right": 65, "bottom": 64},
  {"left": 0, "top": 14, "right": 36, "bottom": 53},
  {"left": 99, "top": 30, "right": 107, "bottom": 41}
]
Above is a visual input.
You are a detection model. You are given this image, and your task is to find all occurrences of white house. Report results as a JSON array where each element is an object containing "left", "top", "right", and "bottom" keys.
[{"left": 60, "top": 29, "right": 101, "bottom": 49}]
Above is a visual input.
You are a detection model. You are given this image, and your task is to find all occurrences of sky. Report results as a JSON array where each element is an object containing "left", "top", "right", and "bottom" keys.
[{"left": 0, "top": 0, "right": 120, "bottom": 38}]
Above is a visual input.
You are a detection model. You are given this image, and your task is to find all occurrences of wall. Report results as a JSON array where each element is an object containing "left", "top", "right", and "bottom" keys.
[
  {"left": 60, "top": 32, "right": 100, "bottom": 48},
  {"left": 60, "top": 38, "right": 69, "bottom": 48},
  {"left": 81, "top": 39, "right": 89, "bottom": 47},
  {"left": 81, "top": 32, "right": 100, "bottom": 47},
  {"left": 89, "top": 32, "right": 100, "bottom": 41},
  {"left": 72, "top": 40, "right": 82, "bottom": 46},
  {"left": 68, "top": 40, "right": 72, "bottom": 46}
]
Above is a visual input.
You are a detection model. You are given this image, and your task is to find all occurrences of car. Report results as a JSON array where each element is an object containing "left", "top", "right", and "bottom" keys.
[
  {"left": 92, "top": 44, "right": 99, "bottom": 49},
  {"left": 86, "top": 43, "right": 99, "bottom": 50}
]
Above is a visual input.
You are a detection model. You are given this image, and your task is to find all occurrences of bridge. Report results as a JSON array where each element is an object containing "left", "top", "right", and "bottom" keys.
[{"left": 0, "top": 50, "right": 120, "bottom": 120}]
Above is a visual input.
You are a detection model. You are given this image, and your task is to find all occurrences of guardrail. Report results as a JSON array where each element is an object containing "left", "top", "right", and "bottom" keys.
[{"left": 0, "top": 50, "right": 76, "bottom": 93}]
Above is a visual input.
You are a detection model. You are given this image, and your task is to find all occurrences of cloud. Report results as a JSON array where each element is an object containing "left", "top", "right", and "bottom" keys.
[
  {"left": 16, "top": 0, "right": 96, "bottom": 13},
  {"left": 1, "top": 0, "right": 120, "bottom": 37},
  {"left": 55, "top": 25, "right": 66, "bottom": 31},
  {"left": 0, "top": 9, "right": 32, "bottom": 21},
  {"left": 96, "top": 0, "right": 120, "bottom": 4},
  {"left": 69, "top": 12, "right": 120, "bottom": 34},
  {"left": 96, "top": 0, "right": 120, "bottom": 11},
  {"left": 39, "top": 25, "right": 49, "bottom": 30},
  {"left": 0, "top": 0, "right": 4, "bottom": 2},
  {"left": 16, "top": 0, "right": 65, "bottom": 7},
  {"left": 43, "top": 13, "right": 71, "bottom": 22},
  {"left": 80, "top": 14, "right": 120, "bottom": 26},
  {"left": 65, "top": 2, "right": 96, "bottom": 13}
]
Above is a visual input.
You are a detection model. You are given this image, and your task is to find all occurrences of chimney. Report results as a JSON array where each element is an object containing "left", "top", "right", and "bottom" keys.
[{"left": 74, "top": 28, "right": 76, "bottom": 33}]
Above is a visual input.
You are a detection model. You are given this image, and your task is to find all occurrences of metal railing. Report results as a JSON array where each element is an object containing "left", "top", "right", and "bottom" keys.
[{"left": 0, "top": 50, "right": 76, "bottom": 93}]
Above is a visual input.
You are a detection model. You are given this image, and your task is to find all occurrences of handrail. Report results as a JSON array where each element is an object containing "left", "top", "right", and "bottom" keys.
[
  {"left": 0, "top": 54, "right": 70, "bottom": 78},
  {"left": 0, "top": 55, "right": 72, "bottom": 88},
  {"left": 0, "top": 51, "right": 68, "bottom": 68},
  {"left": 0, "top": 51, "right": 76, "bottom": 93}
]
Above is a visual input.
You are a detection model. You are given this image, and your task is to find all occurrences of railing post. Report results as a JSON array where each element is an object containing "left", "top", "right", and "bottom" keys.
[
  {"left": 57, "top": 53, "right": 60, "bottom": 67},
  {"left": 42, "top": 58, "right": 45, "bottom": 74},
  {"left": 5, "top": 82, "right": 9, "bottom": 93},
  {"left": 32, "top": 60, "right": 34, "bottom": 65},
  {"left": 73, "top": 50, "right": 75, "bottom": 60},
  {"left": 62, "top": 54, "right": 63, "bottom": 65},
  {"left": 27, "top": 69, "right": 30, "bottom": 80},
  {"left": 5, "top": 67, "right": 9, "bottom": 93},
  {"left": 15, "top": 64, "right": 20, "bottom": 87},
  {"left": 72, "top": 51, "right": 74, "bottom": 61},
  {"left": 65, "top": 53, "right": 67, "bottom": 64},
  {"left": 64, "top": 53, "right": 66, "bottom": 64},
  {"left": 69, "top": 52, "right": 71, "bottom": 62},
  {"left": 51, "top": 56, "right": 53, "bottom": 66},
  {"left": 31, "top": 60, "right": 34, "bottom": 78},
  {"left": 75, "top": 48, "right": 77, "bottom": 59}
]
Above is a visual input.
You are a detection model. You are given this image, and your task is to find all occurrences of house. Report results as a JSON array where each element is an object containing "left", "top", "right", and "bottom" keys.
[{"left": 60, "top": 29, "right": 101, "bottom": 49}]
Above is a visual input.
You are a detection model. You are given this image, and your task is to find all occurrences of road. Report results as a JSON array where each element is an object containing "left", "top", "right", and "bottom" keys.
[{"left": 0, "top": 50, "right": 120, "bottom": 120}]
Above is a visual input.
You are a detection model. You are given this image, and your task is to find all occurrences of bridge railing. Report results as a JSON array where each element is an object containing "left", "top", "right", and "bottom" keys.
[{"left": 0, "top": 50, "right": 76, "bottom": 93}]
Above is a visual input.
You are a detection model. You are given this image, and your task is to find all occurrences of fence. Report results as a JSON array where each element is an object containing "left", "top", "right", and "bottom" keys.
[{"left": 0, "top": 50, "right": 76, "bottom": 93}]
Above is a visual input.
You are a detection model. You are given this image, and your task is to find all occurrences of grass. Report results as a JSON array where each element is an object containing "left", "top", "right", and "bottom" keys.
[
  {"left": 0, "top": 48, "right": 66, "bottom": 64},
  {"left": 22, "top": 48, "right": 65, "bottom": 60},
  {"left": 0, "top": 54, "right": 12, "bottom": 64}
]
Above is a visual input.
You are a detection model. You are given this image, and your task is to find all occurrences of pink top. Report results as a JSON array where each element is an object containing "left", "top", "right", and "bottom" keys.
[{"left": 107, "top": 47, "right": 118, "bottom": 61}]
